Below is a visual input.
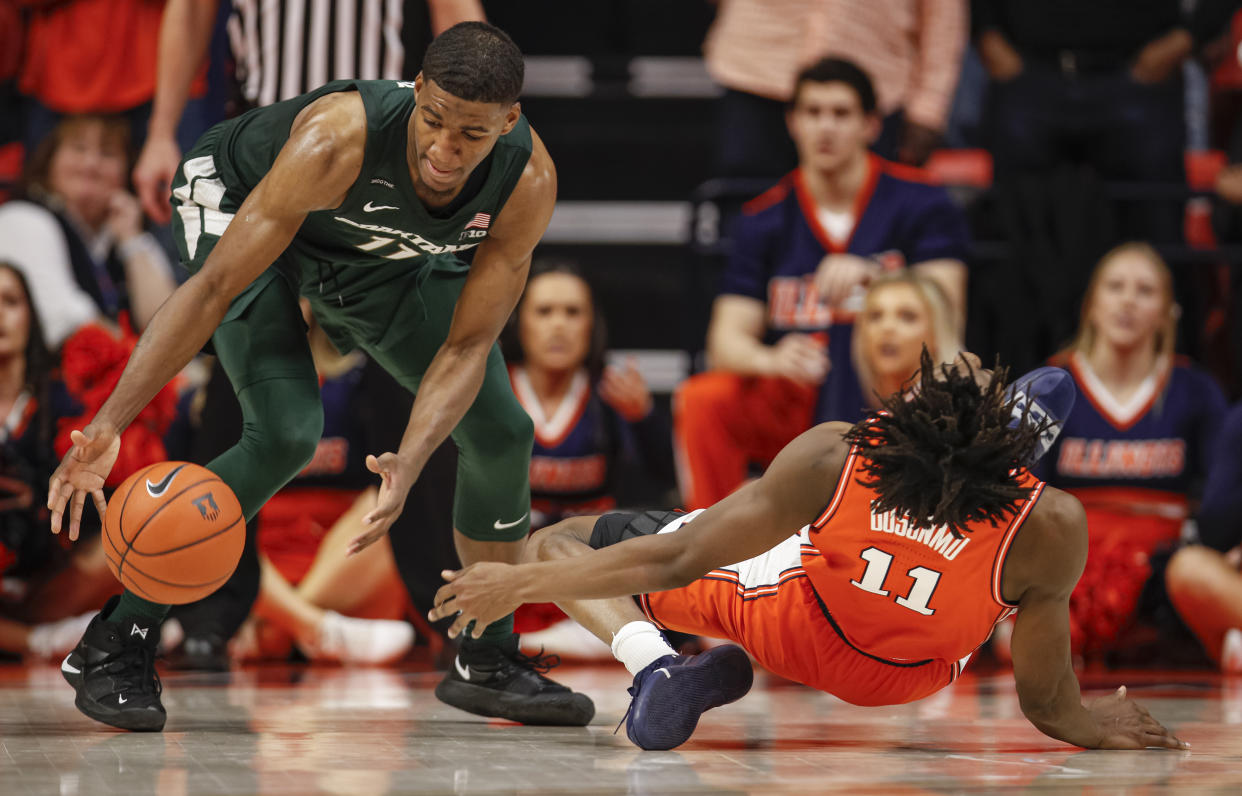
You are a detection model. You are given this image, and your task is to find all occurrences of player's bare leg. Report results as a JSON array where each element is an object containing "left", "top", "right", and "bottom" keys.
[{"left": 525, "top": 517, "right": 753, "bottom": 750}]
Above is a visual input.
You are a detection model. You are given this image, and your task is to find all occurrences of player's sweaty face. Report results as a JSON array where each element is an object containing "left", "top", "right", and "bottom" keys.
[{"left": 410, "top": 77, "right": 517, "bottom": 194}]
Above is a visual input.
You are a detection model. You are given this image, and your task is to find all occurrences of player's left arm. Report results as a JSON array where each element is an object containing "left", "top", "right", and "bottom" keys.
[
  {"left": 429, "top": 422, "right": 852, "bottom": 637},
  {"left": 349, "top": 130, "right": 555, "bottom": 553},
  {"left": 1009, "top": 488, "right": 1187, "bottom": 749}
]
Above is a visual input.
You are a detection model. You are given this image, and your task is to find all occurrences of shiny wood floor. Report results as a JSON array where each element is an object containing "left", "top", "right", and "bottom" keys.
[{"left": 2, "top": 660, "right": 1240, "bottom": 794}]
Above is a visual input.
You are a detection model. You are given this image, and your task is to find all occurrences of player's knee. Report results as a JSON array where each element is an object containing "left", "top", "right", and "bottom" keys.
[
  {"left": 460, "top": 402, "right": 533, "bottom": 458},
  {"left": 262, "top": 408, "right": 324, "bottom": 477},
  {"left": 527, "top": 525, "right": 587, "bottom": 563}
]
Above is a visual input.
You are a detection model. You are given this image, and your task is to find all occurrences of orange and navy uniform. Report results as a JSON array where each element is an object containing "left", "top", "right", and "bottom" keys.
[
  {"left": 1035, "top": 352, "right": 1225, "bottom": 653},
  {"left": 637, "top": 444, "right": 1043, "bottom": 706},
  {"left": 674, "top": 155, "right": 970, "bottom": 509},
  {"left": 510, "top": 365, "right": 672, "bottom": 528},
  {"left": 510, "top": 364, "right": 672, "bottom": 632}
]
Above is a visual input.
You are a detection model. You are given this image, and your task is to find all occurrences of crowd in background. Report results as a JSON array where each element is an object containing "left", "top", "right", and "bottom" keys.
[{"left": 1, "top": 0, "right": 1242, "bottom": 674}]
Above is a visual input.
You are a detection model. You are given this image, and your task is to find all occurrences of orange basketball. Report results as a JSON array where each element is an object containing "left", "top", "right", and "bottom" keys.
[{"left": 103, "top": 461, "right": 245, "bottom": 604}]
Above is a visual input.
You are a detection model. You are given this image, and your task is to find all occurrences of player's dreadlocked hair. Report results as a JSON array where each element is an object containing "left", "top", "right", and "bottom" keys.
[
  {"left": 842, "top": 349, "right": 1052, "bottom": 539},
  {"left": 422, "top": 22, "right": 524, "bottom": 106}
]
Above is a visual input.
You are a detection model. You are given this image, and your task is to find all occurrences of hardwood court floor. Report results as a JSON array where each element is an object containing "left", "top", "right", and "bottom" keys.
[{"left": 2, "top": 660, "right": 1241, "bottom": 794}]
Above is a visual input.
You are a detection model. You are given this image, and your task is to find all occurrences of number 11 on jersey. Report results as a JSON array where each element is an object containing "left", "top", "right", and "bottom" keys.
[{"left": 850, "top": 546, "right": 942, "bottom": 615}]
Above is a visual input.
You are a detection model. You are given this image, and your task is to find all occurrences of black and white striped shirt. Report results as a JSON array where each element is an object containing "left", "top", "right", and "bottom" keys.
[{"left": 226, "top": 0, "right": 427, "bottom": 107}]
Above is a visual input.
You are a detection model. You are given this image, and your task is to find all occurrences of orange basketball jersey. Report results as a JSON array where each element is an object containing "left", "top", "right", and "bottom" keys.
[{"left": 802, "top": 445, "right": 1045, "bottom": 666}]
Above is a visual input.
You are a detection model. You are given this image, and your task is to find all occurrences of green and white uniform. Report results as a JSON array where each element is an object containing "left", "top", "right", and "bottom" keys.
[{"left": 170, "top": 79, "right": 534, "bottom": 542}]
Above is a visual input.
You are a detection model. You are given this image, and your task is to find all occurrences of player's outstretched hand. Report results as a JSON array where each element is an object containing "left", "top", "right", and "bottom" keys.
[
  {"left": 429, "top": 563, "right": 524, "bottom": 639},
  {"left": 48, "top": 425, "right": 120, "bottom": 541},
  {"left": 1086, "top": 686, "right": 1189, "bottom": 750},
  {"left": 349, "top": 452, "right": 416, "bottom": 556}
]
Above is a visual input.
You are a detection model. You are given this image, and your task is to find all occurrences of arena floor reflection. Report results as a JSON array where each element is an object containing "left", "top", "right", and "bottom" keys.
[{"left": 2, "top": 662, "right": 1240, "bottom": 794}]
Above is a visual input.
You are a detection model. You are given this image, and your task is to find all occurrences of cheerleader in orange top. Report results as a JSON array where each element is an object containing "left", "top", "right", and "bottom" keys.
[
  {"left": 432, "top": 351, "right": 1185, "bottom": 752},
  {"left": 1036, "top": 243, "right": 1225, "bottom": 658}
]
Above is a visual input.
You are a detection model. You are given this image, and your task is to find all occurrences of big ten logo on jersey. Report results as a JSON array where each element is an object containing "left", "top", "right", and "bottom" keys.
[
  {"left": 458, "top": 212, "right": 491, "bottom": 241},
  {"left": 192, "top": 492, "right": 221, "bottom": 522}
]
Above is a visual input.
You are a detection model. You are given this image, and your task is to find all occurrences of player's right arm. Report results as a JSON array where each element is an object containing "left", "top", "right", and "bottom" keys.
[
  {"left": 429, "top": 421, "right": 851, "bottom": 637},
  {"left": 49, "top": 94, "right": 366, "bottom": 540},
  {"left": 1007, "top": 488, "right": 1187, "bottom": 749},
  {"left": 133, "top": 0, "right": 219, "bottom": 223},
  {"left": 706, "top": 295, "right": 828, "bottom": 384}
]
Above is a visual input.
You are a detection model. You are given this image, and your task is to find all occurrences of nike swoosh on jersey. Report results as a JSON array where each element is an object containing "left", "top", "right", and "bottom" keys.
[
  {"left": 492, "top": 512, "right": 529, "bottom": 531},
  {"left": 363, "top": 201, "right": 399, "bottom": 212},
  {"left": 146, "top": 464, "right": 188, "bottom": 498}
]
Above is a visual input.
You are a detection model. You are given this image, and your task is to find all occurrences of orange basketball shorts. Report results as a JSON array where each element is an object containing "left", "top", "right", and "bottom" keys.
[{"left": 590, "top": 510, "right": 964, "bottom": 706}]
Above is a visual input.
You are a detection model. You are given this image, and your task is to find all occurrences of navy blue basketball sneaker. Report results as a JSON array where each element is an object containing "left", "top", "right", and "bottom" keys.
[
  {"left": 624, "top": 645, "right": 754, "bottom": 750},
  {"left": 1003, "top": 366, "right": 1077, "bottom": 464}
]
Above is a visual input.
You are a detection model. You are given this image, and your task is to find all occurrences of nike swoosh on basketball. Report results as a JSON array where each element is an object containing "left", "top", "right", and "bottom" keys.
[
  {"left": 363, "top": 201, "right": 399, "bottom": 212},
  {"left": 146, "top": 464, "right": 187, "bottom": 498},
  {"left": 493, "top": 512, "right": 528, "bottom": 531},
  {"left": 454, "top": 656, "right": 471, "bottom": 681}
]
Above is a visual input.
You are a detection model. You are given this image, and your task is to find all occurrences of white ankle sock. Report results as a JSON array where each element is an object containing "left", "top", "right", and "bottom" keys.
[{"left": 611, "top": 620, "right": 676, "bottom": 675}]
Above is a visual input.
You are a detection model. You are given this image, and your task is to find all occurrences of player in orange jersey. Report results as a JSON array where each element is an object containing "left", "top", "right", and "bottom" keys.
[{"left": 430, "top": 351, "right": 1188, "bottom": 752}]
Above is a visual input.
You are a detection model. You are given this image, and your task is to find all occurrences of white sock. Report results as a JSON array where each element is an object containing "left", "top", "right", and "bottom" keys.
[{"left": 611, "top": 620, "right": 676, "bottom": 675}]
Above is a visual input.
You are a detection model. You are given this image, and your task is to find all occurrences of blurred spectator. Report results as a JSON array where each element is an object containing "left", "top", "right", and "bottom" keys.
[
  {"left": 0, "top": 262, "right": 115, "bottom": 660},
  {"left": 703, "top": 0, "right": 966, "bottom": 177},
  {"left": 801, "top": 0, "right": 967, "bottom": 166},
  {"left": 1163, "top": 402, "right": 1242, "bottom": 670},
  {"left": 0, "top": 1, "right": 22, "bottom": 203},
  {"left": 17, "top": 0, "right": 210, "bottom": 157},
  {"left": 500, "top": 260, "right": 673, "bottom": 656},
  {"left": 974, "top": 0, "right": 1238, "bottom": 371},
  {"left": 163, "top": 304, "right": 416, "bottom": 666},
  {"left": 134, "top": 0, "right": 484, "bottom": 223},
  {"left": 1035, "top": 243, "right": 1226, "bottom": 659},
  {"left": 851, "top": 272, "right": 962, "bottom": 407},
  {"left": 504, "top": 261, "right": 673, "bottom": 528},
  {"left": 674, "top": 58, "right": 968, "bottom": 509},
  {"left": 0, "top": 115, "right": 177, "bottom": 348}
]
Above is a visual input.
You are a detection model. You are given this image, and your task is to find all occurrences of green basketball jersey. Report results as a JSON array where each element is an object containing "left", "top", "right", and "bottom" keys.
[{"left": 211, "top": 79, "right": 532, "bottom": 270}]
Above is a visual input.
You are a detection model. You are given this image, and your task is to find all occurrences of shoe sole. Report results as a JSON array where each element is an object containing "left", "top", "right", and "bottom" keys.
[
  {"left": 628, "top": 644, "right": 754, "bottom": 751},
  {"left": 435, "top": 679, "right": 595, "bottom": 726},
  {"left": 62, "top": 651, "right": 166, "bottom": 732}
]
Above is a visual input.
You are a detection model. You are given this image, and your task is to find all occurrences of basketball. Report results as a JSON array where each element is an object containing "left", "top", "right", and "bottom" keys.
[{"left": 102, "top": 461, "right": 245, "bottom": 605}]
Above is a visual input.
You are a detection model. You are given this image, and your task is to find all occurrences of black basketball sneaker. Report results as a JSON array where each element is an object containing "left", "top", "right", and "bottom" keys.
[
  {"left": 435, "top": 635, "right": 595, "bottom": 726},
  {"left": 61, "top": 596, "right": 166, "bottom": 731}
]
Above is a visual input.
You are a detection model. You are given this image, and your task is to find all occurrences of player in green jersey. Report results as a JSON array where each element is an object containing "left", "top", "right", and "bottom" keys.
[{"left": 48, "top": 22, "right": 593, "bottom": 732}]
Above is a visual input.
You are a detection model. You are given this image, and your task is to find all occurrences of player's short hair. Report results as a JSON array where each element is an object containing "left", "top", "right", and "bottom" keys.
[
  {"left": 421, "top": 22, "right": 524, "bottom": 105},
  {"left": 843, "top": 349, "right": 1051, "bottom": 539},
  {"left": 790, "top": 57, "right": 877, "bottom": 114}
]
